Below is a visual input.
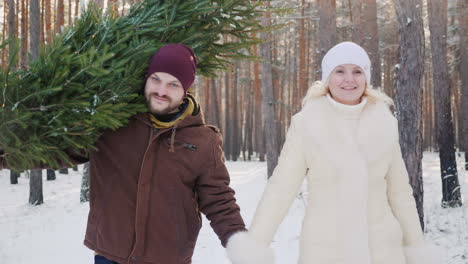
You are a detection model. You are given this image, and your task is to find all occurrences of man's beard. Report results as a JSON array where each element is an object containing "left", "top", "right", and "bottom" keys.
[{"left": 146, "top": 94, "right": 181, "bottom": 115}]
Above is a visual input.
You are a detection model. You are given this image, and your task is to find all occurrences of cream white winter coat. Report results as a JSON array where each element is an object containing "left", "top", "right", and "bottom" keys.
[{"left": 227, "top": 92, "right": 443, "bottom": 264}]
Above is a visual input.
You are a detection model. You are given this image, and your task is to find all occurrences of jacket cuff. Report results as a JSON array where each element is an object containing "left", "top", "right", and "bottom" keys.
[
  {"left": 405, "top": 242, "right": 445, "bottom": 264},
  {"left": 226, "top": 231, "right": 274, "bottom": 264}
]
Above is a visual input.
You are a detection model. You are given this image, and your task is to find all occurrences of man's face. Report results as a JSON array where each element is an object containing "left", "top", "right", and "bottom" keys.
[{"left": 144, "top": 72, "right": 185, "bottom": 115}]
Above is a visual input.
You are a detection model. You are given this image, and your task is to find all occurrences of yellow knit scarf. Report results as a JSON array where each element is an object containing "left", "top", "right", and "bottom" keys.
[{"left": 149, "top": 95, "right": 196, "bottom": 129}]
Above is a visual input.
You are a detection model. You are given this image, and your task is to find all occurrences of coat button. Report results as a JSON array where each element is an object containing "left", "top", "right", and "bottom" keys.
[{"left": 131, "top": 256, "right": 137, "bottom": 262}]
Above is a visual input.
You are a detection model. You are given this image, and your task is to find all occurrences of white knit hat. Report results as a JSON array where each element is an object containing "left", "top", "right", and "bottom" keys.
[{"left": 321, "top": 42, "right": 371, "bottom": 85}]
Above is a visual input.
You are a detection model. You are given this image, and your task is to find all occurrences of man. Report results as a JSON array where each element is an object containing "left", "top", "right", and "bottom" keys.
[{"left": 0, "top": 44, "right": 246, "bottom": 264}]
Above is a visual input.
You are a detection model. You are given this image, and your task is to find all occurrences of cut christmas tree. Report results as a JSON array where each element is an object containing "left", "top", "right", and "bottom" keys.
[{"left": 0, "top": 0, "right": 282, "bottom": 170}]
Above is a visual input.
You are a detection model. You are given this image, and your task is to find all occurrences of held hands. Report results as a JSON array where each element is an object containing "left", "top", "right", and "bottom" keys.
[{"left": 226, "top": 231, "right": 275, "bottom": 264}]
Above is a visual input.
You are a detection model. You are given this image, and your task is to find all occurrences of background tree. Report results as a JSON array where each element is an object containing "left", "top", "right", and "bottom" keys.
[
  {"left": 260, "top": 3, "right": 280, "bottom": 178},
  {"left": 427, "top": 0, "right": 462, "bottom": 208},
  {"left": 457, "top": 0, "right": 468, "bottom": 170},
  {"left": 393, "top": 0, "right": 426, "bottom": 228},
  {"left": 28, "top": 0, "right": 42, "bottom": 206}
]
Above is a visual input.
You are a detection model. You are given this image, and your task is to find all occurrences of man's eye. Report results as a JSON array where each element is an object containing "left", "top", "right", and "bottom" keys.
[
  {"left": 170, "top": 83, "right": 180, "bottom": 87},
  {"left": 152, "top": 77, "right": 160, "bottom": 81}
]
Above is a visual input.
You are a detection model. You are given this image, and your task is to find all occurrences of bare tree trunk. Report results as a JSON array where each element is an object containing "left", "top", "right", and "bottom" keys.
[
  {"left": 458, "top": 0, "right": 468, "bottom": 170},
  {"left": 317, "top": 0, "right": 336, "bottom": 74},
  {"left": 80, "top": 162, "right": 90, "bottom": 202},
  {"left": 428, "top": 0, "right": 462, "bottom": 208},
  {"left": 393, "top": 0, "right": 425, "bottom": 229},
  {"left": 10, "top": 170, "right": 20, "bottom": 184},
  {"left": 45, "top": 0, "right": 51, "bottom": 44},
  {"left": 232, "top": 63, "right": 240, "bottom": 161},
  {"left": 298, "top": 0, "right": 308, "bottom": 102},
  {"left": 55, "top": 0, "right": 64, "bottom": 33},
  {"left": 8, "top": 0, "right": 17, "bottom": 66},
  {"left": 2, "top": 5, "right": 7, "bottom": 68},
  {"left": 362, "top": 0, "right": 381, "bottom": 88},
  {"left": 29, "top": 170, "right": 44, "bottom": 205},
  {"left": 253, "top": 43, "right": 265, "bottom": 161},
  {"left": 210, "top": 78, "right": 221, "bottom": 129},
  {"left": 47, "top": 169, "right": 56, "bottom": 180},
  {"left": 30, "top": 0, "right": 40, "bottom": 60},
  {"left": 224, "top": 69, "right": 232, "bottom": 160},
  {"left": 20, "top": 0, "right": 28, "bottom": 66},
  {"left": 260, "top": 6, "right": 279, "bottom": 178}
]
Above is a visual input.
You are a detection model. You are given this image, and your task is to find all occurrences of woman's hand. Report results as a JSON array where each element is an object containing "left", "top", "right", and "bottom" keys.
[{"left": 226, "top": 231, "right": 275, "bottom": 264}]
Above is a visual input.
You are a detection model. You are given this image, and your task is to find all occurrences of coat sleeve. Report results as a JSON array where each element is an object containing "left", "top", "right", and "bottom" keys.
[
  {"left": 249, "top": 115, "right": 308, "bottom": 244},
  {"left": 0, "top": 147, "right": 88, "bottom": 171},
  {"left": 196, "top": 131, "right": 246, "bottom": 247},
  {"left": 386, "top": 142, "right": 425, "bottom": 246},
  {"left": 386, "top": 143, "right": 445, "bottom": 264}
]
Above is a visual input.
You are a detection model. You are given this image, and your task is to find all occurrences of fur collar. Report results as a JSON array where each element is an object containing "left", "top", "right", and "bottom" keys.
[{"left": 298, "top": 95, "right": 398, "bottom": 165}]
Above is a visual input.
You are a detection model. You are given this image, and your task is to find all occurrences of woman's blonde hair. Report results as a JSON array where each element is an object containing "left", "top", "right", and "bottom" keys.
[{"left": 301, "top": 81, "right": 394, "bottom": 108}]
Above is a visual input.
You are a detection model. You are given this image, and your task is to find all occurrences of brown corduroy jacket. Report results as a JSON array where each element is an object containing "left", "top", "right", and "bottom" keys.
[{"left": 0, "top": 111, "right": 246, "bottom": 264}]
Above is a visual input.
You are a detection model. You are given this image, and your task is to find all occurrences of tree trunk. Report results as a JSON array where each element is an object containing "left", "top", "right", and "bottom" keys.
[
  {"left": 252, "top": 43, "right": 265, "bottom": 161},
  {"left": 428, "top": 0, "right": 462, "bottom": 208},
  {"left": 298, "top": 0, "right": 308, "bottom": 102},
  {"left": 10, "top": 170, "right": 20, "bottom": 184},
  {"left": 46, "top": 169, "right": 56, "bottom": 180},
  {"left": 393, "top": 0, "right": 425, "bottom": 229},
  {"left": 20, "top": 0, "right": 28, "bottom": 66},
  {"left": 317, "top": 0, "right": 336, "bottom": 74},
  {"left": 29, "top": 169, "right": 44, "bottom": 205},
  {"left": 210, "top": 78, "right": 221, "bottom": 129},
  {"left": 8, "top": 0, "right": 16, "bottom": 66},
  {"left": 224, "top": 70, "right": 232, "bottom": 160},
  {"left": 44, "top": 0, "right": 51, "bottom": 44},
  {"left": 260, "top": 6, "right": 279, "bottom": 178},
  {"left": 458, "top": 0, "right": 468, "bottom": 170},
  {"left": 232, "top": 63, "right": 240, "bottom": 161},
  {"left": 29, "top": 0, "right": 40, "bottom": 60},
  {"left": 55, "top": 0, "right": 64, "bottom": 33},
  {"left": 80, "top": 162, "right": 90, "bottom": 202}
]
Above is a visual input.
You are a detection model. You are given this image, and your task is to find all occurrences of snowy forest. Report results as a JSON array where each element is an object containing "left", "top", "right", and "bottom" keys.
[{"left": 0, "top": 0, "right": 467, "bottom": 263}]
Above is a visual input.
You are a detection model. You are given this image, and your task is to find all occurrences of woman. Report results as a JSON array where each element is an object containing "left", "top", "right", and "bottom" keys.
[{"left": 226, "top": 42, "right": 443, "bottom": 264}]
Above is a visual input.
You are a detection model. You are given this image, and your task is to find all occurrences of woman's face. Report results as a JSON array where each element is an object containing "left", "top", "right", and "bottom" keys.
[{"left": 327, "top": 64, "right": 367, "bottom": 105}]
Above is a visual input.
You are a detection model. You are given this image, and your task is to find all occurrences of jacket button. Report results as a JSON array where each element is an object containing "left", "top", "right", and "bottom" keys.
[{"left": 131, "top": 256, "right": 137, "bottom": 262}]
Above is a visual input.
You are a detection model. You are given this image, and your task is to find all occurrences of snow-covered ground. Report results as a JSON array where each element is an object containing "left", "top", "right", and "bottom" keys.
[{"left": 0, "top": 152, "right": 467, "bottom": 264}]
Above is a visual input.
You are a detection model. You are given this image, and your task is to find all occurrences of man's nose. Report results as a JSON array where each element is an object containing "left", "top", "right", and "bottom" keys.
[{"left": 154, "top": 83, "right": 168, "bottom": 96}]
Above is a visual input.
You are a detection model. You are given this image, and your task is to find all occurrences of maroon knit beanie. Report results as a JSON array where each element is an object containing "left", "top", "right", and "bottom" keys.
[{"left": 145, "top": 44, "right": 197, "bottom": 94}]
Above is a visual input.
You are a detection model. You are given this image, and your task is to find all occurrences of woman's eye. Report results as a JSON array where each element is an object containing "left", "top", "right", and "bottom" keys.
[
  {"left": 336, "top": 70, "right": 344, "bottom": 73},
  {"left": 354, "top": 70, "right": 362, "bottom": 74},
  {"left": 170, "top": 83, "right": 180, "bottom": 87},
  {"left": 152, "top": 77, "right": 160, "bottom": 81}
]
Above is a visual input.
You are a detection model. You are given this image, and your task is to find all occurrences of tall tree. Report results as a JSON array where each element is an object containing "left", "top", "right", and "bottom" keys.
[
  {"left": 393, "top": 0, "right": 426, "bottom": 228},
  {"left": 458, "top": 0, "right": 468, "bottom": 170},
  {"left": 428, "top": 0, "right": 462, "bottom": 207},
  {"left": 317, "top": 0, "right": 336, "bottom": 74},
  {"left": 8, "top": 0, "right": 16, "bottom": 66},
  {"left": 350, "top": 0, "right": 381, "bottom": 88},
  {"left": 45, "top": 0, "right": 51, "bottom": 44},
  {"left": 29, "top": 170, "right": 44, "bottom": 205},
  {"left": 30, "top": 0, "right": 40, "bottom": 59},
  {"left": 55, "top": 0, "right": 65, "bottom": 33},
  {"left": 29, "top": 0, "right": 43, "bottom": 206},
  {"left": 260, "top": 4, "right": 279, "bottom": 177},
  {"left": 81, "top": 162, "right": 90, "bottom": 202},
  {"left": 20, "top": 0, "right": 28, "bottom": 66},
  {"left": 252, "top": 43, "right": 265, "bottom": 161}
]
